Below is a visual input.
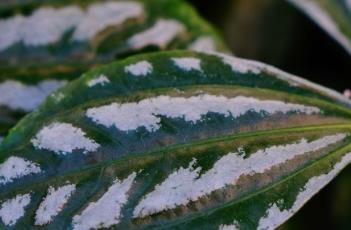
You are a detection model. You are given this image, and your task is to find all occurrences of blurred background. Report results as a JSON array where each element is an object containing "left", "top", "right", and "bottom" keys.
[
  {"left": 190, "top": 0, "right": 350, "bottom": 93},
  {"left": 188, "top": 0, "right": 351, "bottom": 229}
]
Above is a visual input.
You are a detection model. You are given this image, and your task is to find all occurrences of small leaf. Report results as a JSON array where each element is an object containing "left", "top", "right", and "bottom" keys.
[
  {"left": 287, "top": 0, "right": 351, "bottom": 55},
  {"left": 0, "top": 0, "right": 228, "bottom": 136},
  {"left": 0, "top": 51, "right": 351, "bottom": 229}
]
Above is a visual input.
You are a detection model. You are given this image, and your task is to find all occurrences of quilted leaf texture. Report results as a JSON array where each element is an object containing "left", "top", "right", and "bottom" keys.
[
  {"left": 0, "top": 0, "right": 227, "bottom": 137},
  {"left": 1, "top": 51, "right": 351, "bottom": 229}
]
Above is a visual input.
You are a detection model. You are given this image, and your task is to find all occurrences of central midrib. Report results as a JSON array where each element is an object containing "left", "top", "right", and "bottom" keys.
[{"left": 1, "top": 122, "right": 350, "bottom": 198}]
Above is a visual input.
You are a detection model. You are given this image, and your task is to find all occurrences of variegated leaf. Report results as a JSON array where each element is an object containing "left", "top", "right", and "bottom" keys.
[
  {"left": 0, "top": 0, "right": 227, "bottom": 137},
  {"left": 1, "top": 51, "right": 351, "bottom": 229},
  {"left": 287, "top": 0, "right": 351, "bottom": 55}
]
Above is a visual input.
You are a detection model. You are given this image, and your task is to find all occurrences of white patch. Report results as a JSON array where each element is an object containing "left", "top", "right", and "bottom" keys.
[
  {"left": 124, "top": 61, "right": 153, "bottom": 76},
  {"left": 72, "top": 173, "right": 136, "bottom": 230},
  {"left": 72, "top": 1, "right": 143, "bottom": 41},
  {"left": 86, "top": 94, "right": 320, "bottom": 132},
  {"left": 31, "top": 122, "right": 100, "bottom": 155},
  {"left": 52, "top": 92, "right": 65, "bottom": 103},
  {"left": 219, "top": 221, "right": 239, "bottom": 230},
  {"left": 35, "top": 184, "right": 76, "bottom": 225},
  {"left": 0, "top": 7, "right": 82, "bottom": 49},
  {"left": 0, "top": 80, "right": 67, "bottom": 111},
  {"left": 21, "top": 6, "right": 83, "bottom": 47},
  {"left": 0, "top": 2, "right": 143, "bottom": 51},
  {"left": 257, "top": 200, "right": 288, "bottom": 230},
  {"left": 0, "top": 194, "right": 31, "bottom": 226},
  {"left": 287, "top": 0, "right": 351, "bottom": 55},
  {"left": 0, "top": 15, "right": 23, "bottom": 51},
  {"left": 87, "top": 74, "right": 110, "bottom": 87},
  {"left": 127, "top": 19, "right": 185, "bottom": 49},
  {"left": 258, "top": 151, "right": 351, "bottom": 230},
  {"left": 210, "top": 52, "right": 351, "bottom": 107},
  {"left": 214, "top": 52, "right": 261, "bottom": 74},
  {"left": 189, "top": 36, "right": 217, "bottom": 52},
  {"left": 133, "top": 134, "right": 346, "bottom": 217},
  {"left": 172, "top": 57, "right": 202, "bottom": 72},
  {"left": 0, "top": 156, "right": 41, "bottom": 185}
]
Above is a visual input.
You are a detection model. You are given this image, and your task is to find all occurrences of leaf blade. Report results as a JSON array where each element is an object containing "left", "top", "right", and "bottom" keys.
[{"left": 0, "top": 51, "right": 351, "bottom": 229}]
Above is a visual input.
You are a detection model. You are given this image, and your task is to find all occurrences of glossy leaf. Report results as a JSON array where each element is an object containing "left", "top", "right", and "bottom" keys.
[
  {"left": 287, "top": 0, "right": 351, "bottom": 55},
  {"left": 1, "top": 51, "right": 351, "bottom": 229},
  {"left": 0, "top": 0, "right": 227, "bottom": 137}
]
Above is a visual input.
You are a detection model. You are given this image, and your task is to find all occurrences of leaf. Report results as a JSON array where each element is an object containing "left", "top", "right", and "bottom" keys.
[
  {"left": 287, "top": 0, "right": 351, "bottom": 55},
  {"left": 1, "top": 50, "right": 351, "bottom": 229},
  {"left": 0, "top": 0, "right": 228, "bottom": 137}
]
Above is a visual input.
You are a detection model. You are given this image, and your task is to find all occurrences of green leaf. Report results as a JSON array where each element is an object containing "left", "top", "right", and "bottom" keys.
[
  {"left": 0, "top": 0, "right": 228, "bottom": 137},
  {"left": 1, "top": 50, "right": 351, "bottom": 229},
  {"left": 287, "top": 0, "right": 351, "bottom": 55}
]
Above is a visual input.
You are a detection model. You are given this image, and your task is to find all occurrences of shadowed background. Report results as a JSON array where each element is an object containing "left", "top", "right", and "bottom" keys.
[{"left": 189, "top": 0, "right": 350, "bottom": 93}]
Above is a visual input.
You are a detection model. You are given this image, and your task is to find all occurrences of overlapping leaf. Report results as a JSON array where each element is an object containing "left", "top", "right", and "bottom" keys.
[
  {"left": 0, "top": 0, "right": 227, "bottom": 137},
  {"left": 0, "top": 51, "right": 351, "bottom": 229},
  {"left": 287, "top": 0, "right": 351, "bottom": 55}
]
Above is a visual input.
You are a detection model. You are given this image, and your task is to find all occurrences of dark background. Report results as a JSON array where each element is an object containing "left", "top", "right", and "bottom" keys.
[
  {"left": 189, "top": 0, "right": 350, "bottom": 93},
  {"left": 188, "top": 0, "right": 351, "bottom": 229}
]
